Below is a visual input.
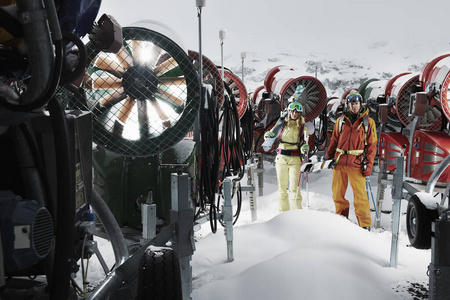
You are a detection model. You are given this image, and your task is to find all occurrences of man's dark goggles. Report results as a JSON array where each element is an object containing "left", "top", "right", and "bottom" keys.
[{"left": 347, "top": 95, "right": 361, "bottom": 103}]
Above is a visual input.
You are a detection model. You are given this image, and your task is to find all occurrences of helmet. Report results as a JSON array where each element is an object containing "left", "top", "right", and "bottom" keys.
[
  {"left": 288, "top": 101, "right": 303, "bottom": 112},
  {"left": 346, "top": 91, "right": 363, "bottom": 104}
]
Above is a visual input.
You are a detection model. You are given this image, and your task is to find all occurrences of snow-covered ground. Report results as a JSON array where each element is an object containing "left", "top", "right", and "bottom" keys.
[
  {"left": 190, "top": 161, "right": 431, "bottom": 300},
  {"left": 86, "top": 161, "right": 432, "bottom": 299},
  {"left": 83, "top": 2, "right": 446, "bottom": 299}
]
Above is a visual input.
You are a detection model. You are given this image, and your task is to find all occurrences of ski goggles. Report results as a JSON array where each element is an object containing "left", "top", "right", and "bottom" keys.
[
  {"left": 288, "top": 102, "right": 303, "bottom": 112},
  {"left": 347, "top": 94, "right": 362, "bottom": 103}
]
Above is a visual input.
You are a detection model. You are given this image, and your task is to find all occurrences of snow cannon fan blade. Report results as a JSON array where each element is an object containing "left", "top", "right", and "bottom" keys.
[
  {"left": 71, "top": 26, "right": 200, "bottom": 157},
  {"left": 188, "top": 50, "right": 224, "bottom": 110},
  {"left": 279, "top": 76, "right": 327, "bottom": 122},
  {"left": 394, "top": 74, "right": 442, "bottom": 130},
  {"left": 223, "top": 69, "right": 248, "bottom": 119}
]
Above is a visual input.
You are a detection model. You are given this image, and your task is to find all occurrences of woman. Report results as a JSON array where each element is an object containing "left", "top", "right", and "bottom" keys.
[{"left": 264, "top": 101, "right": 309, "bottom": 212}]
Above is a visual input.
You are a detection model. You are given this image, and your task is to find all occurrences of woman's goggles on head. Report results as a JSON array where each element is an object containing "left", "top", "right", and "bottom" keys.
[
  {"left": 347, "top": 94, "right": 362, "bottom": 103},
  {"left": 288, "top": 102, "right": 303, "bottom": 112}
]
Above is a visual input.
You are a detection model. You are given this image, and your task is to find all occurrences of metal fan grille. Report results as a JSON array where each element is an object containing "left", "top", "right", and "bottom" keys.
[
  {"left": 223, "top": 70, "right": 248, "bottom": 118},
  {"left": 71, "top": 27, "right": 200, "bottom": 157},
  {"left": 188, "top": 50, "right": 224, "bottom": 110},
  {"left": 395, "top": 75, "right": 442, "bottom": 130},
  {"left": 280, "top": 77, "right": 327, "bottom": 122},
  {"left": 441, "top": 74, "right": 450, "bottom": 122}
]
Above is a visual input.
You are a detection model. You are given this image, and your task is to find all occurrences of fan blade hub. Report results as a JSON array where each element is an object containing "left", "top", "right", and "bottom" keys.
[{"left": 122, "top": 65, "right": 158, "bottom": 101}]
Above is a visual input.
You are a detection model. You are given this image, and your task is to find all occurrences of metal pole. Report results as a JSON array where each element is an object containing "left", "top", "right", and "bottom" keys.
[
  {"left": 171, "top": 173, "right": 194, "bottom": 300},
  {"left": 241, "top": 51, "right": 246, "bottom": 84},
  {"left": 390, "top": 156, "right": 405, "bottom": 268},
  {"left": 219, "top": 29, "right": 227, "bottom": 81},
  {"left": 223, "top": 178, "right": 234, "bottom": 262},
  {"left": 247, "top": 159, "right": 257, "bottom": 221},
  {"left": 196, "top": 0, "right": 206, "bottom": 85}
]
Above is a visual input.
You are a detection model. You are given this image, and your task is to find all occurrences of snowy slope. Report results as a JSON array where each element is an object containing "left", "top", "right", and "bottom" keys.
[{"left": 190, "top": 163, "right": 431, "bottom": 300}]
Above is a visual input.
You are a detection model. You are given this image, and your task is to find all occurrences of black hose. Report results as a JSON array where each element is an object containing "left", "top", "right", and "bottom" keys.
[
  {"left": 0, "top": 0, "right": 63, "bottom": 112},
  {"left": 220, "top": 84, "right": 245, "bottom": 181},
  {"left": 197, "top": 86, "right": 220, "bottom": 233},
  {"left": 240, "top": 102, "right": 254, "bottom": 161},
  {"left": 215, "top": 83, "right": 245, "bottom": 226},
  {"left": 47, "top": 97, "right": 75, "bottom": 300}
]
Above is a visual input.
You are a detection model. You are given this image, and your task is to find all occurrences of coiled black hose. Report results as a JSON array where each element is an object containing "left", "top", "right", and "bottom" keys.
[{"left": 197, "top": 86, "right": 220, "bottom": 233}]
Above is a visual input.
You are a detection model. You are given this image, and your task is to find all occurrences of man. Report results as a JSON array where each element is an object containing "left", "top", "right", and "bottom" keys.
[{"left": 326, "top": 91, "right": 377, "bottom": 229}]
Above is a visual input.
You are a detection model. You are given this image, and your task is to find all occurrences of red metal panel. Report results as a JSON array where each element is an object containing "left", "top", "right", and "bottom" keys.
[
  {"left": 410, "top": 131, "right": 450, "bottom": 183},
  {"left": 378, "top": 132, "right": 409, "bottom": 172}
]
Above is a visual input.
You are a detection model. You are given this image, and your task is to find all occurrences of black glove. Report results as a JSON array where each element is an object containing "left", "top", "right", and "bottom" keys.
[{"left": 326, "top": 158, "right": 336, "bottom": 169}]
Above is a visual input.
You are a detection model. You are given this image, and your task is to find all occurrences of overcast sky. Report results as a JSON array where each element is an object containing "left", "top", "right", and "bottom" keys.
[{"left": 98, "top": 0, "right": 450, "bottom": 80}]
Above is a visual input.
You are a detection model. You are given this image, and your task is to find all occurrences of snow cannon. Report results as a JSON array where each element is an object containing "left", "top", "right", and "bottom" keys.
[
  {"left": 223, "top": 69, "right": 249, "bottom": 119},
  {"left": 419, "top": 52, "right": 450, "bottom": 123},
  {"left": 68, "top": 21, "right": 200, "bottom": 226},
  {"left": 391, "top": 73, "right": 442, "bottom": 131},
  {"left": 71, "top": 21, "right": 200, "bottom": 157},
  {"left": 252, "top": 86, "right": 268, "bottom": 122},
  {"left": 189, "top": 50, "right": 225, "bottom": 110},
  {"left": 263, "top": 66, "right": 327, "bottom": 123}
]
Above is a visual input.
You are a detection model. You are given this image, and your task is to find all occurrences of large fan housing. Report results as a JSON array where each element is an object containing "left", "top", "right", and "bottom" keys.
[
  {"left": 392, "top": 73, "right": 442, "bottom": 130},
  {"left": 72, "top": 26, "right": 200, "bottom": 157},
  {"left": 420, "top": 53, "right": 450, "bottom": 123},
  {"left": 188, "top": 50, "right": 224, "bottom": 110},
  {"left": 223, "top": 69, "right": 248, "bottom": 119},
  {"left": 264, "top": 67, "right": 327, "bottom": 123}
]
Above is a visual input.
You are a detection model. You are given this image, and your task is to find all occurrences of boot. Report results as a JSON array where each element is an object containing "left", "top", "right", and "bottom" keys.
[{"left": 340, "top": 208, "right": 349, "bottom": 218}]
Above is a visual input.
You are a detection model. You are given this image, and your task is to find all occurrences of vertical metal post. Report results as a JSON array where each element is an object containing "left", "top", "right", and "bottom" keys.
[
  {"left": 219, "top": 29, "right": 227, "bottom": 81},
  {"left": 247, "top": 159, "right": 257, "bottom": 222},
  {"left": 223, "top": 178, "right": 234, "bottom": 262},
  {"left": 140, "top": 190, "right": 156, "bottom": 246},
  {"left": 241, "top": 52, "right": 246, "bottom": 83},
  {"left": 256, "top": 153, "right": 264, "bottom": 196},
  {"left": 171, "top": 173, "right": 195, "bottom": 300},
  {"left": 390, "top": 157, "right": 404, "bottom": 267},
  {"left": 375, "top": 158, "right": 387, "bottom": 228}
]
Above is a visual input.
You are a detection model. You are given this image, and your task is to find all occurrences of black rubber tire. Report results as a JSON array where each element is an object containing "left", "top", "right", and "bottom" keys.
[
  {"left": 137, "top": 247, "right": 182, "bottom": 300},
  {"left": 406, "top": 194, "right": 439, "bottom": 249}
]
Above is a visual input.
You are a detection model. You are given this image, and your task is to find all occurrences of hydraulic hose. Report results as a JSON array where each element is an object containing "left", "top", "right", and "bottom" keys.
[
  {"left": 216, "top": 83, "right": 245, "bottom": 226},
  {"left": 240, "top": 101, "right": 254, "bottom": 161},
  {"left": 197, "top": 86, "right": 220, "bottom": 231},
  {"left": 91, "top": 189, "right": 129, "bottom": 266},
  {"left": 47, "top": 97, "right": 75, "bottom": 300}
]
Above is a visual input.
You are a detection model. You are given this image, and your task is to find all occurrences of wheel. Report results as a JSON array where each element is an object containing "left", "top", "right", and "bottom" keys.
[
  {"left": 406, "top": 194, "right": 439, "bottom": 249},
  {"left": 138, "top": 247, "right": 182, "bottom": 300}
]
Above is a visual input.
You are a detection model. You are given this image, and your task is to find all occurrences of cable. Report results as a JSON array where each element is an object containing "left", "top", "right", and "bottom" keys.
[
  {"left": 196, "top": 85, "right": 220, "bottom": 233},
  {"left": 240, "top": 100, "right": 254, "bottom": 161}
]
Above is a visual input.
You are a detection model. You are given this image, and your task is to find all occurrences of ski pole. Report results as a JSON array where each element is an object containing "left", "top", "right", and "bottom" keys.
[{"left": 366, "top": 176, "right": 379, "bottom": 221}]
